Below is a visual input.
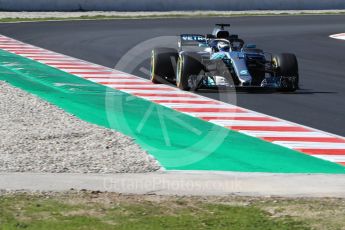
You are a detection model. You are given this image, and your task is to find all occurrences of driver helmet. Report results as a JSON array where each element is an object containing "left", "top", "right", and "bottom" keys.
[{"left": 217, "top": 41, "right": 230, "bottom": 52}]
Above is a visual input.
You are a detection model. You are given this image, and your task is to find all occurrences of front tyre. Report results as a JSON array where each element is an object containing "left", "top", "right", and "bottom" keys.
[
  {"left": 273, "top": 53, "right": 299, "bottom": 92},
  {"left": 150, "top": 48, "right": 178, "bottom": 84},
  {"left": 176, "top": 52, "right": 204, "bottom": 91}
]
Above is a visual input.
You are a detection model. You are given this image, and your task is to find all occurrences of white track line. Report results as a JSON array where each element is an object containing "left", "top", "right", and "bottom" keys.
[
  {"left": 274, "top": 142, "right": 345, "bottom": 149},
  {"left": 211, "top": 120, "right": 293, "bottom": 127},
  {"left": 313, "top": 155, "right": 345, "bottom": 162},
  {"left": 330, "top": 33, "right": 345, "bottom": 40},
  {"left": 240, "top": 130, "right": 332, "bottom": 138}
]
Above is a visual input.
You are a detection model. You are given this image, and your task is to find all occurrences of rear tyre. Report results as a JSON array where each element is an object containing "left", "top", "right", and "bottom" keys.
[
  {"left": 150, "top": 48, "right": 178, "bottom": 84},
  {"left": 273, "top": 53, "right": 299, "bottom": 92},
  {"left": 176, "top": 52, "right": 204, "bottom": 91}
]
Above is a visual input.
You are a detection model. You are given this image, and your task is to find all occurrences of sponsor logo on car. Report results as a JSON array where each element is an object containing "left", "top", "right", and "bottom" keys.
[{"left": 181, "top": 35, "right": 205, "bottom": 42}]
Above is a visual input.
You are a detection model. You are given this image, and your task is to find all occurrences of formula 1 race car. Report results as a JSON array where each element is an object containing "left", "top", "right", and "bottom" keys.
[{"left": 150, "top": 24, "right": 299, "bottom": 91}]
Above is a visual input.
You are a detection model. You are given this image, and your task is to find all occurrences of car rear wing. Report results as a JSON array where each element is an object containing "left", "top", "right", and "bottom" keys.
[{"left": 178, "top": 34, "right": 207, "bottom": 51}]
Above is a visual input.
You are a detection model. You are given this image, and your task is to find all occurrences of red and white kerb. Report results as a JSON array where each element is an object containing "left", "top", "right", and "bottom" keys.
[{"left": 0, "top": 35, "right": 344, "bottom": 166}]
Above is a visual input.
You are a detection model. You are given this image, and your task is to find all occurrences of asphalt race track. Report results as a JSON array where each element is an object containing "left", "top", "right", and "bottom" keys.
[{"left": 0, "top": 15, "right": 344, "bottom": 136}]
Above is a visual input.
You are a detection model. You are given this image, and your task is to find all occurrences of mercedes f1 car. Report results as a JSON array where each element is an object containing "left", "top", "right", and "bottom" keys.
[{"left": 150, "top": 24, "right": 299, "bottom": 91}]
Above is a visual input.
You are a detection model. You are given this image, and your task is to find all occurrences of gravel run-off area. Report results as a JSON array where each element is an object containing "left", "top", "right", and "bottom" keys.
[
  {"left": 0, "top": 10, "right": 345, "bottom": 19},
  {"left": 0, "top": 81, "right": 160, "bottom": 173}
]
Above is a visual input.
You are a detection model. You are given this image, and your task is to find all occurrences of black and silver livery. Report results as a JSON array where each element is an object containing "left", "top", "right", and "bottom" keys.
[{"left": 151, "top": 24, "right": 299, "bottom": 92}]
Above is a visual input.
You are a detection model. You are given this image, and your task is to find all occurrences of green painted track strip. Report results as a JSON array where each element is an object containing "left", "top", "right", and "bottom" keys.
[{"left": 0, "top": 49, "right": 344, "bottom": 173}]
